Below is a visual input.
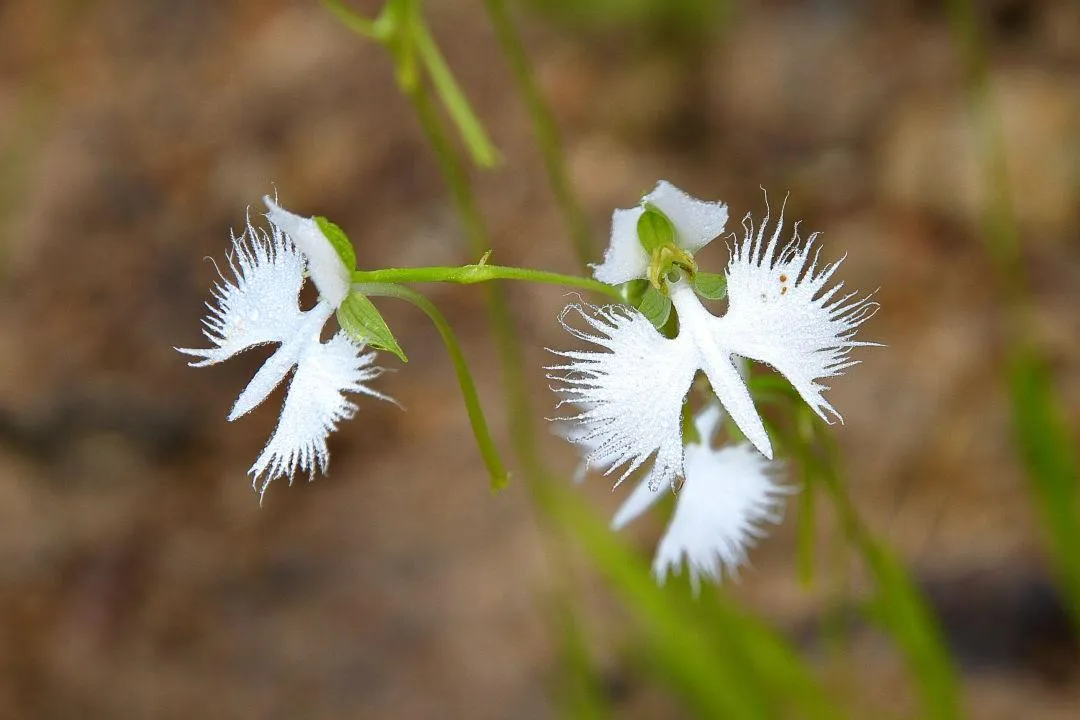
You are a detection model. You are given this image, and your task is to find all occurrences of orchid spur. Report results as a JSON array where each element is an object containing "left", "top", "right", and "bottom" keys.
[{"left": 551, "top": 181, "right": 879, "bottom": 494}]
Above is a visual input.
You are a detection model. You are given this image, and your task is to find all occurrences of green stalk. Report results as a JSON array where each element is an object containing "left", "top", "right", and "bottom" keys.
[
  {"left": 360, "top": 282, "right": 508, "bottom": 489},
  {"left": 352, "top": 264, "right": 622, "bottom": 300},
  {"left": 412, "top": 15, "right": 501, "bottom": 167},
  {"left": 481, "top": 0, "right": 594, "bottom": 267}
]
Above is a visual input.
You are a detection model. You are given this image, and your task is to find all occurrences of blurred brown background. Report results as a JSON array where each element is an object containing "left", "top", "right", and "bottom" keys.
[{"left": 0, "top": 0, "right": 1078, "bottom": 717}]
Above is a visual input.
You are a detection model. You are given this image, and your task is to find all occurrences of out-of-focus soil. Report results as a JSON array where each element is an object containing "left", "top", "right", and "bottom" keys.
[{"left": 0, "top": 0, "right": 1078, "bottom": 717}]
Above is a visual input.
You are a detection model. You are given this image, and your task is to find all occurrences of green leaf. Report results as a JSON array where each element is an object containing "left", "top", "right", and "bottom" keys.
[
  {"left": 337, "top": 292, "right": 407, "bottom": 362},
  {"left": 694, "top": 271, "right": 727, "bottom": 300},
  {"left": 314, "top": 216, "right": 357, "bottom": 272},
  {"left": 1008, "top": 348, "right": 1080, "bottom": 626},
  {"left": 637, "top": 285, "right": 672, "bottom": 329},
  {"left": 636, "top": 206, "right": 675, "bottom": 253}
]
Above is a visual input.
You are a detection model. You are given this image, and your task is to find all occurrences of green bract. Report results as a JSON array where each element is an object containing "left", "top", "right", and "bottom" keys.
[
  {"left": 638, "top": 285, "right": 673, "bottom": 330},
  {"left": 694, "top": 271, "right": 728, "bottom": 301},
  {"left": 337, "top": 291, "right": 408, "bottom": 362},
  {"left": 314, "top": 216, "right": 358, "bottom": 273}
]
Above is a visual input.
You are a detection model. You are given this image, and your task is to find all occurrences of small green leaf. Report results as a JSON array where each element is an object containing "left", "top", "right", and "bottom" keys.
[
  {"left": 337, "top": 292, "right": 407, "bottom": 362},
  {"left": 637, "top": 206, "right": 675, "bottom": 253},
  {"left": 638, "top": 285, "right": 672, "bottom": 329},
  {"left": 694, "top": 271, "right": 728, "bottom": 300},
  {"left": 314, "top": 216, "right": 357, "bottom": 272}
]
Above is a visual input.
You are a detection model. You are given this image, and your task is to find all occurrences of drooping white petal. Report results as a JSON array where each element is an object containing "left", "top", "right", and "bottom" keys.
[
  {"left": 714, "top": 209, "right": 879, "bottom": 423},
  {"left": 645, "top": 180, "right": 729, "bottom": 254},
  {"left": 653, "top": 443, "right": 789, "bottom": 588},
  {"left": 176, "top": 221, "right": 306, "bottom": 366},
  {"left": 264, "top": 196, "right": 351, "bottom": 307},
  {"left": 670, "top": 282, "right": 774, "bottom": 459},
  {"left": 592, "top": 181, "right": 729, "bottom": 284},
  {"left": 549, "top": 304, "right": 698, "bottom": 491},
  {"left": 249, "top": 331, "right": 390, "bottom": 496}
]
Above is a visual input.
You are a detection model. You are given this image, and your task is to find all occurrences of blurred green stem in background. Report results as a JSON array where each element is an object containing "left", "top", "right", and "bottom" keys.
[
  {"left": 795, "top": 409, "right": 962, "bottom": 720},
  {"left": 322, "top": 0, "right": 501, "bottom": 167},
  {"left": 945, "top": 0, "right": 1080, "bottom": 629},
  {"left": 754, "top": 373, "right": 962, "bottom": 719},
  {"left": 482, "top": 0, "right": 595, "bottom": 267}
]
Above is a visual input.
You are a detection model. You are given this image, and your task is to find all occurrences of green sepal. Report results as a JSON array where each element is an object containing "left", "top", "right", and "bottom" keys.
[
  {"left": 337, "top": 291, "right": 408, "bottom": 362},
  {"left": 638, "top": 285, "right": 672, "bottom": 330},
  {"left": 619, "top": 278, "right": 649, "bottom": 306},
  {"left": 637, "top": 206, "right": 676, "bottom": 253},
  {"left": 314, "top": 216, "right": 358, "bottom": 272},
  {"left": 694, "top": 271, "right": 728, "bottom": 300}
]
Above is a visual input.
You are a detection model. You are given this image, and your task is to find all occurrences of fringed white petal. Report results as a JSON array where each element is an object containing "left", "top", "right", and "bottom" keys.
[
  {"left": 592, "top": 207, "right": 649, "bottom": 285},
  {"left": 592, "top": 181, "right": 730, "bottom": 284},
  {"left": 670, "top": 282, "right": 774, "bottom": 458},
  {"left": 645, "top": 180, "right": 729, "bottom": 254},
  {"left": 653, "top": 443, "right": 789, "bottom": 588},
  {"left": 714, "top": 208, "right": 879, "bottom": 423},
  {"left": 250, "top": 331, "right": 390, "bottom": 497},
  {"left": 264, "top": 196, "right": 351, "bottom": 307},
  {"left": 176, "top": 221, "right": 306, "bottom": 366},
  {"left": 548, "top": 304, "right": 698, "bottom": 491},
  {"left": 228, "top": 302, "right": 333, "bottom": 421}
]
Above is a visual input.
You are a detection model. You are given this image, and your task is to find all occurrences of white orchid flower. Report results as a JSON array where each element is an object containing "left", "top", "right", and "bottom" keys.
[
  {"left": 178, "top": 198, "right": 392, "bottom": 496},
  {"left": 611, "top": 403, "right": 789, "bottom": 587},
  {"left": 550, "top": 183, "right": 877, "bottom": 492}
]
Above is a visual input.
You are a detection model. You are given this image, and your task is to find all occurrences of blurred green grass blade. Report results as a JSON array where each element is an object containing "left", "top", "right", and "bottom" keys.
[
  {"left": 796, "top": 465, "right": 816, "bottom": 586},
  {"left": 795, "top": 414, "right": 962, "bottom": 720},
  {"left": 692, "top": 584, "right": 843, "bottom": 719},
  {"left": 859, "top": 537, "right": 961, "bottom": 720},
  {"left": 553, "top": 599, "right": 610, "bottom": 720},
  {"left": 1008, "top": 348, "right": 1080, "bottom": 625},
  {"left": 544, "top": 481, "right": 838, "bottom": 718},
  {"left": 548, "top": 484, "right": 759, "bottom": 717}
]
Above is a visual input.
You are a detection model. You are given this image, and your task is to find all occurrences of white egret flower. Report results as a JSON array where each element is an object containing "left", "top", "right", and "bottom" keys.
[
  {"left": 550, "top": 184, "right": 877, "bottom": 492},
  {"left": 612, "top": 403, "right": 789, "bottom": 587},
  {"left": 178, "top": 198, "right": 391, "bottom": 496}
]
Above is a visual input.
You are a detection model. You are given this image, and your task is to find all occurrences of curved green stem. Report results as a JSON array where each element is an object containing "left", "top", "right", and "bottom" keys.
[
  {"left": 360, "top": 282, "right": 509, "bottom": 490},
  {"left": 352, "top": 264, "right": 623, "bottom": 301}
]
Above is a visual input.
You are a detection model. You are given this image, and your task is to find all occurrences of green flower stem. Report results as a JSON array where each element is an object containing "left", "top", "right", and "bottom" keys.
[
  {"left": 359, "top": 282, "right": 509, "bottom": 489},
  {"left": 405, "top": 83, "right": 546, "bottom": 477},
  {"left": 323, "top": 0, "right": 498, "bottom": 167},
  {"left": 321, "top": 0, "right": 379, "bottom": 39},
  {"left": 352, "top": 264, "right": 623, "bottom": 301},
  {"left": 412, "top": 16, "right": 501, "bottom": 168},
  {"left": 481, "top": 0, "right": 593, "bottom": 267}
]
